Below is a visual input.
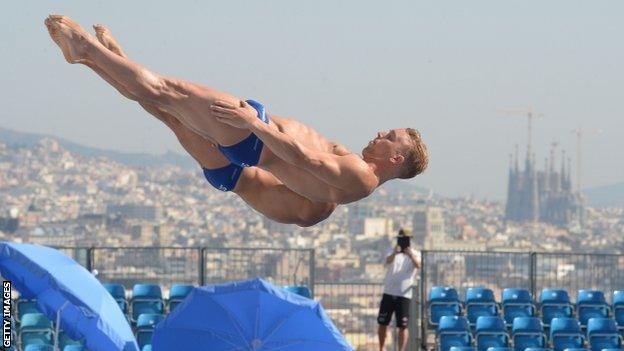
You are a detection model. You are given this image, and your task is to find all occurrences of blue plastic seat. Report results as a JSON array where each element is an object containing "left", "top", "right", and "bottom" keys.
[
  {"left": 524, "top": 348, "right": 552, "bottom": 351},
  {"left": 487, "top": 348, "right": 513, "bottom": 351},
  {"left": 512, "top": 317, "right": 546, "bottom": 351},
  {"left": 63, "top": 346, "right": 86, "bottom": 351},
  {"left": 429, "top": 287, "right": 462, "bottom": 327},
  {"left": 17, "top": 299, "right": 39, "bottom": 322},
  {"left": 58, "top": 331, "right": 84, "bottom": 349},
  {"left": 283, "top": 285, "right": 312, "bottom": 299},
  {"left": 466, "top": 288, "right": 499, "bottom": 326},
  {"left": 104, "top": 283, "right": 128, "bottom": 314},
  {"left": 550, "top": 318, "right": 584, "bottom": 351},
  {"left": 577, "top": 290, "right": 610, "bottom": 327},
  {"left": 475, "top": 316, "right": 508, "bottom": 351},
  {"left": 502, "top": 288, "right": 534, "bottom": 326},
  {"left": 450, "top": 347, "right": 477, "bottom": 351},
  {"left": 586, "top": 318, "right": 621, "bottom": 351},
  {"left": 562, "top": 349, "right": 587, "bottom": 351},
  {"left": 612, "top": 291, "right": 624, "bottom": 329},
  {"left": 136, "top": 313, "right": 165, "bottom": 349},
  {"left": 438, "top": 316, "right": 472, "bottom": 351},
  {"left": 540, "top": 289, "right": 574, "bottom": 326},
  {"left": 24, "top": 345, "right": 55, "bottom": 351},
  {"left": 19, "top": 313, "right": 53, "bottom": 347},
  {"left": 168, "top": 284, "right": 194, "bottom": 311},
  {"left": 131, "top": 284, "right": 164, "bottom": 323}
]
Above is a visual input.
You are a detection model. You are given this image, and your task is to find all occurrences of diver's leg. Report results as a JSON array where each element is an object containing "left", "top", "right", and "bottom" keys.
[{"left": 45, "top": 15, "right": 252, "bottom": 146}]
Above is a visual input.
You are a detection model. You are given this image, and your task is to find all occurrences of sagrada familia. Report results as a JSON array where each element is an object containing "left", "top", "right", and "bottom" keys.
[{"left": 505, "top": 144, "right": 586, "bottom": 227}]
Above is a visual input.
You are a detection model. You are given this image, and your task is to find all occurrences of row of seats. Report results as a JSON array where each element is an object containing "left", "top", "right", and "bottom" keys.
[
  {"left": 436, "top": 315, "right": 622, "bottom": 351},
  {"left": 428, "top": 287, "right": 624, "bottom": 327}
]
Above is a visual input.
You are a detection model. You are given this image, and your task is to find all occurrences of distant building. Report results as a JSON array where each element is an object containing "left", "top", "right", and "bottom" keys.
[
  {"left": 106, "top": 203, "right": 162, "bottom": 221},
  {"left": 413, "top": 204, "right": 446, "bottom": 248},
  {"left": 505, "top": 145, "right": 585, "bottom": 227},
  {"left": 362, "top": 218, "right": 394, "bottom": 237},
  {"left": 347, "top": 203, "right": 380, "bottom": 234}
]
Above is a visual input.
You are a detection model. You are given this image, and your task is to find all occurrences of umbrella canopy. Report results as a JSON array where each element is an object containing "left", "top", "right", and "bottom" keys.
[
  {"left": 153, "top": 278, "right": 353, "bottom": 351},
  {"left": 0, "top": 242, "right": 139, "bottom": 351}
]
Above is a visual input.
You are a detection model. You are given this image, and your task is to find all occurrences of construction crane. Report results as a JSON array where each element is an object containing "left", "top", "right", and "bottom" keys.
[
  {"left": 571, "top": 128, "right": 602, "bottom": 192},
  {"left": 498, "top": 107, "right": 544, "bottom": 155}
]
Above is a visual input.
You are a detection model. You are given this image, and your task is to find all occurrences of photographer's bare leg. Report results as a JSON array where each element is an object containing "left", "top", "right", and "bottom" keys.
[
  {"left": 378, "top": 325, "right": 388, "bottom": 351},
  {"left": 45, "top": 15, "right": 253, "bottom": 147},
  {"left": 88, "top": 26, "right": 333, "bottom": 226},
  {"left": 398, "top": 327, "right": 408, "bottom": 351}
]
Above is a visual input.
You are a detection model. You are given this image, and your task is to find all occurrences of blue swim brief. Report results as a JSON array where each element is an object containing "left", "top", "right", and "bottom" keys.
[
  {"left": 218, "top": 99, "right": 270, "bottom": 167},
  {"left": 203, "top": 164, "right": 243, "bottom": 192},
  {"left": 203, "top": 99, "right": 267, "bottom": 192}
]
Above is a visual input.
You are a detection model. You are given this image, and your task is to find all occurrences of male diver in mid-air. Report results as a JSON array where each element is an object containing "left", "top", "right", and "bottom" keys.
[{"left": 45, "top": 15, "right": 428, "bottom": 227}]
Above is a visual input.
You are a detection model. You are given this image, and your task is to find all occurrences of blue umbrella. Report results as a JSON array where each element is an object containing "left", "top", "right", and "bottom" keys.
[
  {"left": 152, "top": 278, "right": 353, "bottom": 351},
  {"left": 0, "top": 242, "right": 139, "bottom": 351}
]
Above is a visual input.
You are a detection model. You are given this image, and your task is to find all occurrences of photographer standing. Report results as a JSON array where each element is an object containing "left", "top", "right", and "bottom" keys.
[{"left": 377, "top": 229, "right": 421, "bottom": 351}]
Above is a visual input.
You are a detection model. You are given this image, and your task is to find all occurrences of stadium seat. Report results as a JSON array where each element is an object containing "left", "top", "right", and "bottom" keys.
[
  {"left": 577, "top": 290, "right": 610, "bottom": 327},
  {"left": 586, "top": 318, "right": 621, "bottom": 351},
  {"left": 475, "top": 316, "right": 509, "bottom": 351},
  {"left": 512, "top": 317, "right": 546, "bottom": 351},
  {"left": 104, "top": 283, "right": 128, "bottom": 314},
  {"left": 168, "top": 284, "right": 194, "bottom": 312},
  {"left": 59, "top": 331, "right": 84, "bottom": 349},
  {"left": 502, "top": 288, "right": 535, "bottom": 326},
  {"left": 550, "top": 318, "right": 584, "bottom": 351},
  {"left": 136, "top": 313, "right": 165, "bottom": 349},
  {"left": 19, "top": 313, "right": 53, "bottom": 347},
  {"left": 63, "top": 346, "right": 86, "bottom": 351},
  {"left": 561, "top": 349, "right": 587, "bottom": 351},
  {"left": 487, "top": 348, "right": 513, "bottom": 351},
  {"left": 450, "top": 347, "right": 477, "bottom": 351},
  {"left": 611, "top": 291, "right": 624, "bottom": 329},
  {"left": 24, "top": 345, "right": 55, "bottom": 351},
  {"left": 17, "top": 299, "right": 39, "bottom": 322},
  {"left": 131, "top": 284, "right": 164, "bottom": 323},
  {"left": 540, "top": 289, "right": 574, "bottom": 326},
  {"left": 466, "top": 288, "right": 499, "bottom": 326},
  {"left": 283, "top": 285, "right": 312, "bottom": 299},
  {"left": 438, "top": 316, "right": 472, "bottom": 351},
  {"left": 429, "top": 287, "right": 462, "bottom": 327},
  {"left": 524, "top": 348, "right": 552, "bottom": 351}
]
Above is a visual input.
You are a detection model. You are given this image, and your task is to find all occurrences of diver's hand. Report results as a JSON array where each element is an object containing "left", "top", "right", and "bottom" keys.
[{"left": 210, "top": 100, "right": 257, "bottom": 128}]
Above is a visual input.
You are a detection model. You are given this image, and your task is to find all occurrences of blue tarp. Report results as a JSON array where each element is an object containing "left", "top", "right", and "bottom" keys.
[
  {"left": 153, "top": 277, "right": 353, "bottom": 351},
  {"left": 0, "top": 242, "right": 139, "bottom": 351}
]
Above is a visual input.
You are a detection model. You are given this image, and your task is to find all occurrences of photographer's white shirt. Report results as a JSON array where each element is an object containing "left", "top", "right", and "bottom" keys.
[{"left": 383, "top": 249, "right": 420, "bottom": 299}]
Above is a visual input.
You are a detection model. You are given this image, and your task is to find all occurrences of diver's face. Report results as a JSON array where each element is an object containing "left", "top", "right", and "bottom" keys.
[{"left": 362, "top": 129, "right": 411, "bottom": 160}]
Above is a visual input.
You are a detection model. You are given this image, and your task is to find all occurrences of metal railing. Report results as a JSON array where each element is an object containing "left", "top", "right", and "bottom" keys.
[
  {"left": 316, "top": 282, "right": 390, "bottom": 351},
  {"left": 202, "top": 247, "right": 315, "bottom": 294},
  {"left": 64, "top": 246, "right": 314, "bottom": 295}
]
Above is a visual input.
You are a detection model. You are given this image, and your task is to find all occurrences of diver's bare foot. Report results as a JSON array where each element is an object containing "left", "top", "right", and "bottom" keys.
[
  {"left": 93, "top": 24, "right": 127, "bottom": 58},
  {"left": 45, "top": 15, "right": 94, "bottom": 64}
]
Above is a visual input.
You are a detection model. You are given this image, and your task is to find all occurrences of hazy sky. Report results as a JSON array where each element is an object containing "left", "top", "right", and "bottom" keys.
[{"left": 2, "top": 1, "right": 623, "bottom": 199}]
